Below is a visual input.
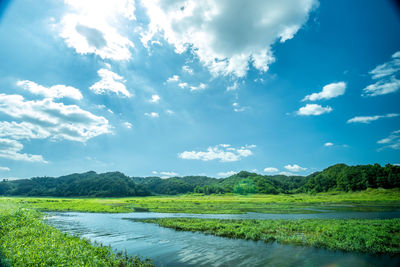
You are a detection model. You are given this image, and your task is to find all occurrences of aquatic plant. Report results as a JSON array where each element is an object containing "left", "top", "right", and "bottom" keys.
[
  {"left": 138, "top": 217, "right": 400, "bottom": 255},
  {"left": 0, "top": 203, "right": 154, "bottom": 266},
  {"left": 1, "top": 188, "right": 398, "bottom": 214}
]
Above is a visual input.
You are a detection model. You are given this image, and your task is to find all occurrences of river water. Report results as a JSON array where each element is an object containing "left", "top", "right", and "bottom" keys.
[{"left": 45, "top": 211, "right": 400, "bottom": 267}]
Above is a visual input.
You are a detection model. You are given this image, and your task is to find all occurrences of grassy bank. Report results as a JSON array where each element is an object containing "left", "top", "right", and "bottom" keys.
[
  {"left": 138, "top": 217, "right": 400, "bottom": 255},
  {"left": 0, "top": 203, "right": 154, "bottom": 266},
  {"left": 1, "top": 188, "right": 399, "bottom": 214}
]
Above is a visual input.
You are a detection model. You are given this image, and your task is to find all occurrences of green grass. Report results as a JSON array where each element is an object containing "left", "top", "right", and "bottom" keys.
[
  {"left": 0, "top": 202, "right": 154, "bottom": 267},
  {"left": 138, "top": 217, "right": 400, "bottom": 255},
  {"left": 1, "top": 188, "right": 399, "bottom": 214}
]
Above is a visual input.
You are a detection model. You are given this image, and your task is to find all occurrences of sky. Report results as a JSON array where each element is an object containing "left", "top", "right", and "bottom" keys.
[{"left": 0, "top": 0, "right": 399, "bottom": 179}]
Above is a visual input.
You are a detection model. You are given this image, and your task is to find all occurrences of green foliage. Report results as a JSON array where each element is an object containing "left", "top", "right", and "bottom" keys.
[
  {"left": 233, "top": 179, "right": 257, "bottom": 195},
  {"left": 140, "top": 218, "right": 400, "bottom": 255},
  {"left": 0, "top": 203, "right": 154, "bottom": 267},
  {"left": 304, "top": 163, "right": 400, "bottom": 193},
  {"left": 2, "top": 188, "right": 399, "bottom": 214},
  {"left": 0, "top": 163, "right": 399, "bottom": 197},
  {"left": 0, "top": 171, "right": 151, "bottom": 197}
]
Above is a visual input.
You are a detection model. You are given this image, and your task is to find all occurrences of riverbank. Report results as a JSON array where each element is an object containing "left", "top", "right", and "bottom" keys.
[
  {"left": 0, "top": 203, "right": 154, "bottom": 266},
  {"left": 1, "top": 188, "right": 399, "bottom": 214},
  {"left": 137, "top": 217, "right": 400, "bottom": 255}
]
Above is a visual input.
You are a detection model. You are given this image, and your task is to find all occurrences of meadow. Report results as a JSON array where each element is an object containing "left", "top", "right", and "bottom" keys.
[
  {"left": 137, "top": 217, "right": 400, "bottom": 255},
  {"left": 0, "top": 202, "right": 154, "bottom": 267},
  {"left": 1, "top": 188, "right": 399, "bottom": 214}
]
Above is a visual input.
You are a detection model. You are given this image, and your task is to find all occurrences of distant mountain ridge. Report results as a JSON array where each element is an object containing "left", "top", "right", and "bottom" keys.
[{"left": 0, "top": 163, "right": 399, "bottom": 197}]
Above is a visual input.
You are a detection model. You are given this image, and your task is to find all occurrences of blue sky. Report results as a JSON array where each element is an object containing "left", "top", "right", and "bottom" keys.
[{"left": 0, "top": 0, "right": 399, "bottom": 179}]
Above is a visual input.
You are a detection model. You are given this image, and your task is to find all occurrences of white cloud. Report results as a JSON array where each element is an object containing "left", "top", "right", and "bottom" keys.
[
  {"left": 302, "top": 82, "right": 346, "bottom": 101},
  {"left": 123, "top": 122, "right": 133, "bottom": 129},
  {"left": 150, "top": 94, "right": 161, "bottom": 103},
  {"left": 284, "top": 164, "right": 307, "bottom": 172},
  {"left": 377, "top": 130, "right": 400, "bottom": 150},
  {"left": 0, "top": 94, "right": 111, "bottom": 143},
  {"left": 218, "top": 171, "right": 236, "bottom": 177},
  {"left": 190, "top": 83, "right": 207, "bottom": 91},
  {"left": 152, "top": 171, "right": 179, "bottom": 178},
  {"left": 17, "top": 80, "right": 83, "bottom": 100},
  {"left": 232, "top": 102, "right": 248, "bottom": 112},
  {"left": 182, "top": 65, "right": 194, "bottom": 75},
  {"left": 178, "top": 144, "right": 255, "bottom": 162},
  {"left": 90, "top": 68, "right": 131, "bottom": 97},
  {"left": 0, "top": 138, "right": 47, "bottom": 163},
  {"left": 178, "top": 82, "right": 188, "bottom": 88},
  {"left": 141, "top": 0, "right": 318, "bottom": 77},
  {"left": 324, "top": 142, "right": 334, "bottom": 147},
  {"left": 297, "top": 104, "right": 332, "bottom": 116},
  {"left": 264, "top": 167, "right": 278, "bottom": 173},
  {"left": 0, "top": 166, "right": 10, "bottom": 171},
  {"left": 227, "top": 82, "right": 239, "bottom": 92},
  {"left": 0, "top": 121, "right": 50, "bottom": 140},
  {"left": 166, "top": 75, "right": 180, "bottom": 82},
  {"left": 363, "top": 51, "right": 400, "bottom": 96},
  {"left": 59, "top": 0, "right": 135, "bottom": 60},
  {"left": 144, "top": 112, "right": 159, "bottom": 118},
  {"left": 166, "top": 109, "right": 175, "bottom": 115},
  {"left": 347, "top": 113, "right": 399, "bottom": 124},
  {"left": 171, "top": 77, "right": 206, "bottom": 92}
]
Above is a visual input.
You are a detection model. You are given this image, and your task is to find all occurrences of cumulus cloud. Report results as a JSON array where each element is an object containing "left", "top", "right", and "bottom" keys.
[
  {"left": 59, "top": 0, "right": 135, "bottom": 60},
  {"left": 144, "top": 112, "right": 159, "bottom": 118},
  {"left": 0, "top": 138, "right": 47, "bottom": 163},
  {"left": 218, "top": 171, "right": 236, "bottom": 177},
  {"left": 166, "top": 75, "right": 207, "bottom": 91},
  {"left": 123, "top": 122, "right": 133, "bottom": 129},
  {"left": 182, "top": 65, "right": 194, "bottom": 75},
  {"left": 284, "top": 164, "right": 307, "bottom": 172},
  {"left": 166, "top": 109, "right": 175, "bottom": 115},
  {"left": 189, "top": 83, "right": 207, "bottom": 91},
  {"left": 152, "top": 171, "right": 179, "bottom": 178},
  {"left": 377, "top": 129, "right": 400, "bottom": 150},
  {"left": 0, "top": 166, "right": 10, "bottom": 171},
  {"left": 297, "top": 104, "right": 332, "bottom": 116},
  {"left": 347, "top": 113, "right": 399, "bottom": 124},
  {"left": 227, "top": 82, "right": 239, "bottom": 92},
  {"left": 264, "top": 167, "right": 278, "bottom": 173},
  {"left": 178, "top": 144, "right": 256, "bottom": 162},
  {"left": 166, "top": 75, "right": 180, "bottom": 82},
  {"left": 363, "top": 51, "right": 400, "bottom": 96},
  {"left": 324, "top": 142, "right": 334, "bottom": 147},
  {"left": 302, "top": 82, "right": 346, "bottom": 101},
  {"left": 149, "top": 94, "right": 160, "bottom": 103},
  {"left": 141, "top": 0, "right": 318, "bottom": 77},
  {"left": 90, "top": 68, "right": 131, "bottom": 97},
  {"left": 17, "top": 80, "right": 83, "bottom": 100},
  {"left": 0, "top": 94, "right": 111, "bottom": 142}
]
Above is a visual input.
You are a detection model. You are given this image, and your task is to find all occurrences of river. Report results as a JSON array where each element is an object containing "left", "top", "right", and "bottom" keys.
[{"left": 45, "top": 211, "right": 400, "bottom": 267}]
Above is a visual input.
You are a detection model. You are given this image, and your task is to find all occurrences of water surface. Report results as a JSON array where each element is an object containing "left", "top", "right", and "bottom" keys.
[{"left": 45, "top": 211, "right": 400, "bottom": 267}]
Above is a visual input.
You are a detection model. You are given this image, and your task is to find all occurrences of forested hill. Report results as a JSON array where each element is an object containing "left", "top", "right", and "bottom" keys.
[{"left": 0, "top": 163, "right": 399, "bottom": 197}]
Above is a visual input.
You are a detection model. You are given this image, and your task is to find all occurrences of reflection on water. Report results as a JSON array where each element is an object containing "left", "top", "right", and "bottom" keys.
[{"left": 45, "top": 212, "right": 400, "bottom": 267}]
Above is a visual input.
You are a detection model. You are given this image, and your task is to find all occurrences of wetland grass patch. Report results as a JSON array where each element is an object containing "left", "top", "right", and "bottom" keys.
[
  {"left": 0, "top": 203, "right": 154, "bottom": 266},
  {"left": 138, "top": 217, "right": 400, "bottom": 255}
]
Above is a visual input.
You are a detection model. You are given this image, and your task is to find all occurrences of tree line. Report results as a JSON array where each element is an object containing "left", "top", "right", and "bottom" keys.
[{"left": 0, "top": 163, "right": 399, "bottom": 197}]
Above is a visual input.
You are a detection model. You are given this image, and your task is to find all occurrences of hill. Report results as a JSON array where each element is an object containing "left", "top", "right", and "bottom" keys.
[{"left": 0, "top": 163, "right": 399, "bottom": 197}]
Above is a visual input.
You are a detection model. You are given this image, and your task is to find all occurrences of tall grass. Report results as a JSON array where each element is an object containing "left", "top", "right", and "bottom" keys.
[
  {"left": 0, "top": 203, "right": 154, "bottom": 266},
  {"left": 1, "top": 188, "right": 399, "bottom": 214},
  {"left": 139, "top": 217, "right": 400, "bottom": 255}
]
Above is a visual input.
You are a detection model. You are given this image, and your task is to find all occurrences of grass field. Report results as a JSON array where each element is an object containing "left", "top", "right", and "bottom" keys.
[
  {"left": 0, "top": 202, "right": 154, "bottom": 267},
  {"left": 137, "top": 217, "right": 400, "bottom": 255},
  {"left": 1, "top": 188, "right": 399, "bottom": 214}
]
